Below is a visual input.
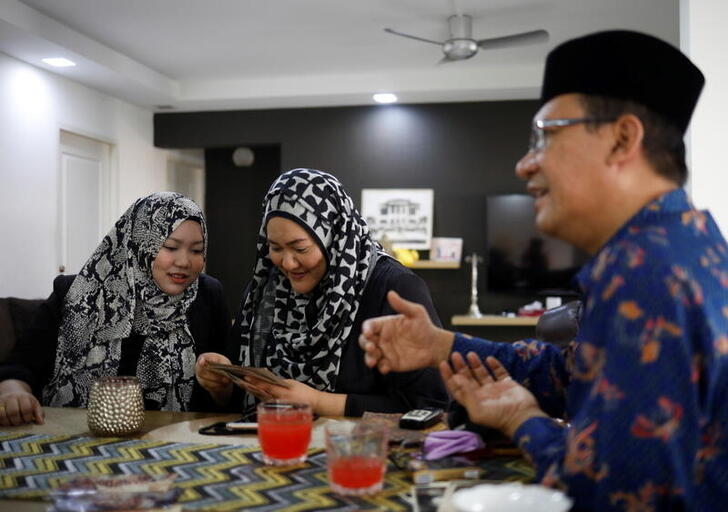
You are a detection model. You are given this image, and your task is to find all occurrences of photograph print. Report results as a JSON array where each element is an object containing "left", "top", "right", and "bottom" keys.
[{"left": 361, "top": 188, "right": 433, "bottom": 249}]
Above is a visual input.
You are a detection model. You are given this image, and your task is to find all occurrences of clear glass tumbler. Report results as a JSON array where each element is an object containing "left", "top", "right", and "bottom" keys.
[
  {"left": 325, "top": 420, "right": 389, "bottom": 496},
  {"left": 256, "top": 400, "right": 313, "bottom": 465},
  {"left": 87, "top": 376, "right": 145, "bottom": 436}
]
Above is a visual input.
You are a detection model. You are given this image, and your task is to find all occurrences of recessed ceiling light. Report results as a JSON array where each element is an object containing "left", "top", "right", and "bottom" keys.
[
  {"left": 373, "top": 93, "right": 397, "bottom": 104},
  {"left": 42, "top": 57, "right": 76, "bottom": 68}
]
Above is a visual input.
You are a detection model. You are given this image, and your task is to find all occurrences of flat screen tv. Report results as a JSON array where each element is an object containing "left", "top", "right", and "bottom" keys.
[{"left": 486, "top": 194, "right": 588, "bottom": 295}]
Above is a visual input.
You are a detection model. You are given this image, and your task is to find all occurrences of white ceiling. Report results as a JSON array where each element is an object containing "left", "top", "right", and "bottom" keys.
[{"left": 0, "top": 0, "right": 678, "bottom": 112}]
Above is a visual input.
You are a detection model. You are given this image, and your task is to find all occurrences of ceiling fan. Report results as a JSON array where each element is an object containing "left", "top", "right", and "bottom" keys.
[{"left": 384, "top": 14, "right": 549, "bottom": 64}]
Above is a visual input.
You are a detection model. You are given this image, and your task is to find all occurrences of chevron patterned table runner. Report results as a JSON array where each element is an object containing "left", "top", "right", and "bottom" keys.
[{"left": 0, "top": 430, "right": 534, "bottom": 511}]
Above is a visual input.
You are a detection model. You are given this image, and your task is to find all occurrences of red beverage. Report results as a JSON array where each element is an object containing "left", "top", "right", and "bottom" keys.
[
  {"left": 258, "top": 415, "right": 312, "bottom": 460},
  {"left": 325, "top": 421, "right": 389, "bottom": 496},
  {"left": 257, "top": 401, "right": 313, "bottom": 465},
  {"left": 329, "top": 455, "right": 386, "bottom": 489}
]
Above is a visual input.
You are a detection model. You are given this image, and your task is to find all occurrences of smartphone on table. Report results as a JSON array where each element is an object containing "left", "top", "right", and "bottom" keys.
[{"left": 198, "top": 417, "right": 258, "bottom": 436}]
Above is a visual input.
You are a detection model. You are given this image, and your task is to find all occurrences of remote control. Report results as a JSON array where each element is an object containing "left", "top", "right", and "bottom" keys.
[{"left": 399, "top": 407, "right": 444, "bottom": 430}]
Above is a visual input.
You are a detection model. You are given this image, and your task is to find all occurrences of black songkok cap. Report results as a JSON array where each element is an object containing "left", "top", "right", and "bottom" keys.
[{"left": 540, "top": 30, "right": 705, "bottom": 134}]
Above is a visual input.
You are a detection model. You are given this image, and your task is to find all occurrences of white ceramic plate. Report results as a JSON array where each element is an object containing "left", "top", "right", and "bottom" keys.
[{"left": 452, "top": 483, "right": 573, "bottom": 512}]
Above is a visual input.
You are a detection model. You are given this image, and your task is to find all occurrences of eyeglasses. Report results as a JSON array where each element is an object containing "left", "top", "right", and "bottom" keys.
[{"left": 528, "top": 117, "right": 616, "bottom": 153}]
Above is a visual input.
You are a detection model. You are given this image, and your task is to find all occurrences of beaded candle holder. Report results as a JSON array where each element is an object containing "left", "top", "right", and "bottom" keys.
[{"left": 87, "top": 376, "right": 145, "bottom": 436}]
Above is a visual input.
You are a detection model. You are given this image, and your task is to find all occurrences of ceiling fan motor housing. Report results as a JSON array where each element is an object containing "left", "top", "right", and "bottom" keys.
[{"left": 443, "top": 39, "right": 478, "bottom": 59}]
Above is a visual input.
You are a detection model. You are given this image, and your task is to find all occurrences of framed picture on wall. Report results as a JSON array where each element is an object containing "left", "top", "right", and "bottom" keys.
[{"left": 361, "top": 188, "right": 433, "bottom": 249}]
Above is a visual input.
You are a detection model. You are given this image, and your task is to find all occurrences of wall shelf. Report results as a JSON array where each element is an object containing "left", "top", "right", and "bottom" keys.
[
  {"left": 451, "top": 315, "right": 539, "bottom": 326},
  {"left": 404, "top": 260, "right": 460, "bottom": 269}
]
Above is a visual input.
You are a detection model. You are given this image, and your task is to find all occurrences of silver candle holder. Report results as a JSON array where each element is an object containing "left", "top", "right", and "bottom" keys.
[
  {"left": 87, "top": 376, "right": 145, "bottom": 436},
  {"left": 464, "top": 252, "right": 484, "bottom": 318}
]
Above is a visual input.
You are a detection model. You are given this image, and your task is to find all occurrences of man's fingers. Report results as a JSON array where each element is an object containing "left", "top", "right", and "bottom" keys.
[
  {"left": 360, "top": 338, "right": 383, "bottom": 364},
  {"left": 439, "top": 361, "right": 459, "bottom": 397},
  {"left": 361, "top": 314, "right": 396, "bottom": 337},
  {"left": 449, "top": 352, "right": 469, "bottom": 373},
  {"left": 445, "top": 373, "right": 472, "bottom": 404},
  {"left": 466, "top": 352, "right": 492, "bottom": 384},
  {"left": 438, "top": 360, "right": 453, "bottom": 381},
  {"left": 377, "top": 360, "right": 392, "bottom": 374},
  {"left": 386, "top": 290, "right": 424, "bottom": 318},
  {"left": 485, "top": 356, "right": 511, "bottom": 381}
]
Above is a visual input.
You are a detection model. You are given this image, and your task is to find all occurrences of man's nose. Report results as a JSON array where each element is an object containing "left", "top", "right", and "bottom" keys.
[{"left": 515, "top": 150, "right": 539, "bottom": 180}]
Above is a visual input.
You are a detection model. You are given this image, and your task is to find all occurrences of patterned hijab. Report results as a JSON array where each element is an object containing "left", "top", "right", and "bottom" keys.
[
  {"left": 237, "top": 168, "right": 384, "bottom": 396},
  {"left": 42, "top": 192, "right": 206, "bottom": 411}
]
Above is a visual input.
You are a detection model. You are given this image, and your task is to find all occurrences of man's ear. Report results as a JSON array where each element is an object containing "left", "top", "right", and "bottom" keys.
[{"left": 606, "top": 114, "right": 644, "bottom": 166}]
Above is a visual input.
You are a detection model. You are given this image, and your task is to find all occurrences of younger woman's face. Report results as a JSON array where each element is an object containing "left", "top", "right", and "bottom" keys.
[
  {"left": 152, "top": 219, "right": 205, "bottom": 295},
  {"left": 266, "top": 216, "right": 327, "bottom": 295}
]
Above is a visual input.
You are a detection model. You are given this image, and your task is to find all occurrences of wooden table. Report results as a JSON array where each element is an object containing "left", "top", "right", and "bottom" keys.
[
  {"left": 0, "top": 407, "right": 414, "bottom": 511},
  {"left": 0, "top": 408, "right": 533, "bottom": 511}
]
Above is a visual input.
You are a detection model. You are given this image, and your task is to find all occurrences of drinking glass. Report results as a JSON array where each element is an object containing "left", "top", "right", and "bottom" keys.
[
  {"left": 256, "top": 401, "right": 313, "bottom": 465},
  {"left": 325, "top": 420, "right": 389, "bottom": 496},
  {"left": 87, "top": 376, "right": 145, "bottom": 436}
]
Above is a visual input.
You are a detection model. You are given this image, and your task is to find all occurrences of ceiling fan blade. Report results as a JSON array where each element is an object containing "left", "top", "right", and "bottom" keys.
[
  {"left": 384, "top": 28, "right": 443, "bottom": 46},
  {"left": 477, "top": 29, "right": 549, "bottom": 50}
]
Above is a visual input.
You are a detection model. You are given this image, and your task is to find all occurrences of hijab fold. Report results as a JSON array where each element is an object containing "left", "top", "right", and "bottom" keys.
[{"left": 42, "top": 192, "right": 206, "bottom": 411}]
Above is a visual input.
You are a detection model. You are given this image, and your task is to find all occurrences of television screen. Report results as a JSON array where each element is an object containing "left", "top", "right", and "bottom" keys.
[{"left": 486, "top": 194, "right": 588, "bottom": 295}]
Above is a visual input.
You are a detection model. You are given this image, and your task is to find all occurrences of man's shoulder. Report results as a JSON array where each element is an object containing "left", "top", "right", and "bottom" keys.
[{"left": 620, "top": 214, "right": 726, "bottom": 269}]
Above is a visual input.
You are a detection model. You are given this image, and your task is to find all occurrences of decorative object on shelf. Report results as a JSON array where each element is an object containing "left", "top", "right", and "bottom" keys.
[
  {"left": 87, "top": 376, "right": 145, "bottom": 436},
  {"left": 361, "top": 188, "right": 433, "bottom": 249},
  {"left": 464, "top": 252, "right": 484, "bottom": 318},
  {"left": 517, "top": 300, "right": 545, "bottom": 317},
  {"left": 378, "top": 232, "right": 395, "bottom": 256},
  {"left": 430, "top": 237, "right": 463, "bottom": 263},
  {"left": 393, "top": 248, "right": 420, "bottom": 267}
]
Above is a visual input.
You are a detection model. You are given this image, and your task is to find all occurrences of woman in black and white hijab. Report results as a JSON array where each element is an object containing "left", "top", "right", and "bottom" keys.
[
  {"left": 196, "top": 169, "right": 447, "bottom": 417},
  {"left": 0, "top": 193, "right": 229, "bottom": 426}
]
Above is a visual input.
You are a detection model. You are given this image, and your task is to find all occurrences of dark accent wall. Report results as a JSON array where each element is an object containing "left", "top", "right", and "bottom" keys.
[
  {"left": 204, "top": 145, "right": 281, "bottom": 312},
  {"left": 155, "top": 100, "right": 545, "bottom": 339}
]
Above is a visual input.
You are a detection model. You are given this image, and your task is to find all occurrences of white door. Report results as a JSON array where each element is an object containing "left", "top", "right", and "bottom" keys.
[
  {"left": 167, "top": 150, "right": 205, "bottom": 211},
  {"left": 58, "top": 130, "right": 113, "bottom": 274}
]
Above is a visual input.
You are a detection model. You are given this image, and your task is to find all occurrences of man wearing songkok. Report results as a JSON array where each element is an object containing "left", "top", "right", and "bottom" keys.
[{"left": 359, "top": 30, "right": 728, "bottom": 510}]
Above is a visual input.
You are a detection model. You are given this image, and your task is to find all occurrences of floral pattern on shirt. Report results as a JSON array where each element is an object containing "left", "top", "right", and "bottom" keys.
[{"left": 453, "top": 189, "right": 728, "bottom": 510}]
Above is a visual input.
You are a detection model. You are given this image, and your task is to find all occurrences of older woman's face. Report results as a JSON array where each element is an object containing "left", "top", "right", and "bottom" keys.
[
  {"left": 152, "top": 219, "right": 205, "bottom": 295},
  {"left": 266, "top": 216, "right": 327, "bottom": 295}
]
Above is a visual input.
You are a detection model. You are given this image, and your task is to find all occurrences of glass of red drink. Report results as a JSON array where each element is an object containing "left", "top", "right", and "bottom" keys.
[
  {"left": 257, "top": 401, "right": 313, "bottom": 465},
  {"left": 325, "top": 420, "right": 389, "bottom": 496}
]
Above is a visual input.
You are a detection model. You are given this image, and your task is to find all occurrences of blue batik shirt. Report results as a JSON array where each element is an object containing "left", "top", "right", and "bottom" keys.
[{"left": 452, "top": 188, "right": 728, "bottom": 510}]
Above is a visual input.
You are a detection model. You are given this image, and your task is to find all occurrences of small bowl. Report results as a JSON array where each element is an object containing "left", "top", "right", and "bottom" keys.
[{"left": 452, "top": 483, "right": 572, "bottom": 512}]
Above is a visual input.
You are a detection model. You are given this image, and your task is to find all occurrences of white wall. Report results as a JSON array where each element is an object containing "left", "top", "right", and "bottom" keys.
[
  {"left": 0, "top": 52, "right": 173, "bottom": 298},
  {"left": 682, "top": 0, "right": 728, "bottom": 235}
]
